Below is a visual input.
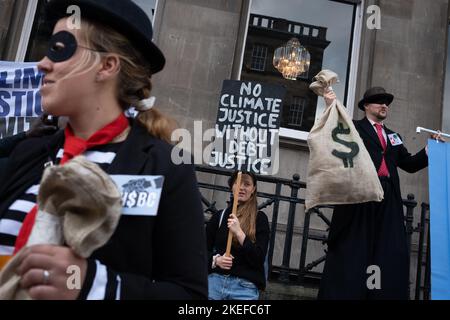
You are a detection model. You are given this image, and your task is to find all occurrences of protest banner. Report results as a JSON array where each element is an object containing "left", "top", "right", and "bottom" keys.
[
  {"left": 428, "top": 140, "right": 450, "bottom": 299},
  {"left": 0, "top": 61, "right": 42, "bottom": 138},
  {"left": 209, "top": 80, "right": 285, "bottom": 175}
]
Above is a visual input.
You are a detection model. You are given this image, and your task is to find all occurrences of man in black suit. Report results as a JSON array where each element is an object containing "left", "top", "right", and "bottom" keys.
[{"left": 318, "top": 87, "right": 438, "bottom": 300}]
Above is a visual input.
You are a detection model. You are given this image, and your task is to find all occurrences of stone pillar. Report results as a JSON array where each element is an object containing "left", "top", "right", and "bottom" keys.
[
  {"left": 151, "top": 0, "right": 244, "bottom": 132},
  {"left": 150, "top": 0, "right": 247, "bottom": 203},
  {"left": 0, "top": 0, "right": 16, "bottom": 59}
]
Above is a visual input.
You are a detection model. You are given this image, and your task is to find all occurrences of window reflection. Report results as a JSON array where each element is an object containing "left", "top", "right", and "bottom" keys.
[
  {"left": 132, "top": 0, "right": 157, "bottom": 22},
  {"left": 241, "top": 0, "right": 356, "bottom": 134},
  {"left": 25, "top": 0, "right": 52, "bottom": 62}
]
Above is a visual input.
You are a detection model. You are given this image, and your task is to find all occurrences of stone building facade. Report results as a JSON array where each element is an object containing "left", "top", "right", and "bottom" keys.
[{"left": 1, "top": 0, "right": 448, "bottom": 299}]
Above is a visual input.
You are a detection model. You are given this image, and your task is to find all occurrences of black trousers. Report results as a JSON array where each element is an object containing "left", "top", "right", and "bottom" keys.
[{"left": 318, "top": 177, "right": 409, "bottom": 300}]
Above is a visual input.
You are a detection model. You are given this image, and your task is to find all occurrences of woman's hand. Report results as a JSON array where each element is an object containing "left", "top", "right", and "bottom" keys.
[
  {"left": 227, "top": 213, "right": 242, "bottom": 236},
  {"left": 16, "top": 244, "right": 87, "bottom": 300},
  {"left": 227, "top": 214, "right": 246, "bottom": 245},
  {"left": 26, "top": 114, "right": 58, "bottom": 138},
  {"left": 216, "top": 254, "right": 234, "bottom": 270},
  {"left": 323, "top": 89, "right": 336, "bottom": 107}
]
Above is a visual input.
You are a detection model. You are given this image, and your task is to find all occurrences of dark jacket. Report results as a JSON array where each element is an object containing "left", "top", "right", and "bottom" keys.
[
  {"left": 0, "top": 132, "right": 27, "bottom": 186},
  {"left": 0, "top": 120, "right": 208, "bottom": 300},
  {"left": 354, "top": 117, "right": 428, "bottom": 197},
  {"left": 206, "top": 207, "right": 270, "bottom": 290},
  {"left": 0, "top": 132, "right": 27, "bottom": 158}
]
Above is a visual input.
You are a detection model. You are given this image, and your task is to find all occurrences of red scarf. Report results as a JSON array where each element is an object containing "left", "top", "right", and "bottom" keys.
[{"left": 13, "top": 113, "right": 129, "bottom": 253}]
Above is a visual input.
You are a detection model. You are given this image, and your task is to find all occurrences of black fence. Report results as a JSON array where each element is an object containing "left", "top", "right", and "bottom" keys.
[{"left": 196, "top": 165, "right": 431, "bottom": 300}]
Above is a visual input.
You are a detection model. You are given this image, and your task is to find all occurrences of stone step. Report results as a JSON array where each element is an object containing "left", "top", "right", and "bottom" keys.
[{"left": 260, "top": 281, "right": 319, "bottom": 300}]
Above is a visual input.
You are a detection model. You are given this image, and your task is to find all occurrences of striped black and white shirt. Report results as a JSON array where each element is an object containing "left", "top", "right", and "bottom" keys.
[{"left": 0, "top": 142, "right": 123, "bottom": 300}]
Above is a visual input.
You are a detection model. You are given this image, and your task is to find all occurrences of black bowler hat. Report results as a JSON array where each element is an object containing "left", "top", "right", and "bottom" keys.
[
  {"left": 358, "top": 87, "right": 394, "bottom": 111},
  {"left": 46, "top": 0, "right": 165, "bottom": 74}
]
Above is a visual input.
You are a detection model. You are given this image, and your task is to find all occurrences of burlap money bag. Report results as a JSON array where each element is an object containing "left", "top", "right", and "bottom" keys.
[
  {"left": 0, "top": 155, "right": 122, "bottom": 299},
  {"left": 306, "top": 70, "right": 384, "bottom": 210}
]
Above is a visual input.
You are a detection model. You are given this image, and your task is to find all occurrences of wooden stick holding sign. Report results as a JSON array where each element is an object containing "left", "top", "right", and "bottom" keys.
[{"left": 225, "top": 171, "right": 241, "bottom": 257}]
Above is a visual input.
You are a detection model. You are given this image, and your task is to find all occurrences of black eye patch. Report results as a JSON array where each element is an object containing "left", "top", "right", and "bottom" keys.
[
  {"left": 373, "top": 99, "right": 390, "bottom": 106},
  {"left": 47, "top": 31, "right": 78, "bottom": 62}
]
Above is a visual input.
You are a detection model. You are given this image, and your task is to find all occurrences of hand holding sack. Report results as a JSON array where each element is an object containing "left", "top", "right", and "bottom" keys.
[
  {"left": 306, "top": 70, "right": 384, "bottom": 210},
  {"left": 0, "top": 156, "right": 122, "bottom": 299}
]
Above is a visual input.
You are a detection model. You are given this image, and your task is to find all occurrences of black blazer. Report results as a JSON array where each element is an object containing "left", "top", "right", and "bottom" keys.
[
  {"left": 0, "top": 132, "right": 27, "bottom": 186},
  {"left": 0, "top": 132, "right": 27, "bottom": 158},
  {"left": 354, "top": 117, "right": 428, "bottom": 197},
  {"left": 0, "top": 120, "right": 208, "bottom": 300}
]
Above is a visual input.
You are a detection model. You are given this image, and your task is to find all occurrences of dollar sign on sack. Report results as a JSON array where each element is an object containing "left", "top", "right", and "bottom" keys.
[{"left": 331, "top": 122, "right": 359, "bottom": 168}]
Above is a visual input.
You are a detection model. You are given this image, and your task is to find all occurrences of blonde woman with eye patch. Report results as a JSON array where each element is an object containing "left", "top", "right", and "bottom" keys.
[{"left": 0, "top": 0, "right": 207, "bottom": 300}]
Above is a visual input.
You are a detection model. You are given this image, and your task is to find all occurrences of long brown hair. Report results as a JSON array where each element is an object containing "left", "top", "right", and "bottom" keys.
[
  {"left": 229, "top": 172, "right": 258, "bottom": 245},
  {"left": 79, "top": 20, "right": 177, "bottom": 143}
]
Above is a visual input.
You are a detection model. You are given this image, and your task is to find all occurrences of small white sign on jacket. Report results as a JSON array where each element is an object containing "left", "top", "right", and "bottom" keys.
[{"left": 110, "top": 175, "right": 165, "bottom": 216}]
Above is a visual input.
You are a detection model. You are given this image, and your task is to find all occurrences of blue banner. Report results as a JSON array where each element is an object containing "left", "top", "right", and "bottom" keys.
[
  {"left": 0, "top": 61, "right": 42, "bottom": 138},
  {"left": 428, "top": 139, "right": 450, "bottom": 299}
]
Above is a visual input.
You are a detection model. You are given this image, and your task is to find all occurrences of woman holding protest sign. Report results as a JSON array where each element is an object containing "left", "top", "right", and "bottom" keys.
[
  {"left": 0, "top": 0, "right": 207, "bottom": 300},
  {"left": 206, "top": 170, "right": 270, "bottom": 300}
]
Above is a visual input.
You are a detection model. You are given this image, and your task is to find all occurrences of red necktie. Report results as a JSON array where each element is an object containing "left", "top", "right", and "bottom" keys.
[
  {"left": 13, "top": 113, "right": 129, "bottom": 254},
  {"left": 374, "top": 123, "right": 389, "bottom": 177}
]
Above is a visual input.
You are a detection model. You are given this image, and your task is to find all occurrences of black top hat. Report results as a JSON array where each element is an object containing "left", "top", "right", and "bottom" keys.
[
  {"left": 46, "top": 0, "right": 165, "bottom": 74},
  {"left": 357, "top": 87, "right": 394, "bottom": 111}
]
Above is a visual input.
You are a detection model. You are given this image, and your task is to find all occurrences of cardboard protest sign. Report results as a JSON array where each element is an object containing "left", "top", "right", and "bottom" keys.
[
  {"left": 0, "top": 61, "right": 43, "bottom": 138},
  {"left": 209, "top": 80, "right": 285, "bottom": 175}
]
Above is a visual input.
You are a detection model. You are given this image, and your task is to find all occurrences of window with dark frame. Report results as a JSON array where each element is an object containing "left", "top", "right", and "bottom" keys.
[
  {"left": 288, "top": 96, "right": 306, "bottom": 127},
  {"left": 250, "top": 44, "right": 268, "bottom": 71},
  {"left": 25, "top": 0, "right": 52, "bottom": 62}
]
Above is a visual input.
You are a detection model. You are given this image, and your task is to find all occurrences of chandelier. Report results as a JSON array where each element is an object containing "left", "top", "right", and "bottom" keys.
[{"left": 273, "top": 38, "right": 310, "bottom": 80}]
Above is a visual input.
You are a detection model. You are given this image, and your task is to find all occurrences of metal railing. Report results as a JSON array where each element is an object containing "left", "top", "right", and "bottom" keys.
[
  {"left": 414, "top": 203, "right": 431, "bottom": 300},
  {"left": 196, "top": 164, "right": 306, "bottom": 283},
  {"left": 196, "top": 165, "right": 430, "bottom": 299}
]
